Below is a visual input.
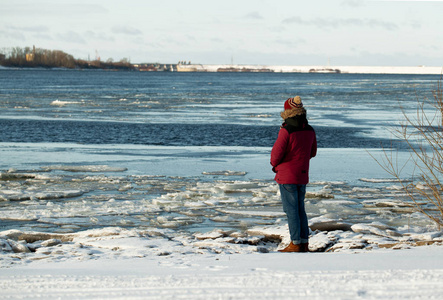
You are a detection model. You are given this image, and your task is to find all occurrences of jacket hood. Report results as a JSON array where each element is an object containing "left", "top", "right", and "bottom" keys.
[{"left": 280, "top": 107, "right": 307, "bottom": 120}]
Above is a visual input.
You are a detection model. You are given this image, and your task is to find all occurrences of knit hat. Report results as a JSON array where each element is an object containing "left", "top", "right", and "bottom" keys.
[
  {"left": 284, "top": 96, "right": 303, "bottom": 111},
  {"left": 281, "top": 96, "right": 306, "bottom": 119}
]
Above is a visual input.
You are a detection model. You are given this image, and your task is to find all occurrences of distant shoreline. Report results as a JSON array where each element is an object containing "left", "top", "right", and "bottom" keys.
[
  {"left": 174, "top": 64, "right": 443, "bottom": 74},
  {"left": 2, "top": 46, "right": 441, "bottom": 74},
  {"left": 1, "top": 63, "right": 442, "bottom": 74}
]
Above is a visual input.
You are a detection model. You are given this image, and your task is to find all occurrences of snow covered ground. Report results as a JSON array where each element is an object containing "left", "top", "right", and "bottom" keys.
[
  {"left": 1, "top": 240, "right": 443, "bottom": 299},
  {"left": 1, "top": 218, "right": 442, "bottom": 299}
]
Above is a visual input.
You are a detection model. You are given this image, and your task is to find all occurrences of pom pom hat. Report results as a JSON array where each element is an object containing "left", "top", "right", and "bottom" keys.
[
  {"left": 281, "top": 96, "right": 306, "bottom": 120},
  {"left": 284, "top": 96, "right": 303, "bottom": 110}
]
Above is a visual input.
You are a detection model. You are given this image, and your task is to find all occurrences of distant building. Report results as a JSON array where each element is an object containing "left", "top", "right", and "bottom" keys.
[
  {"left": 0, "top": 53, "right": 5, "bottom": 61},
  {"left": 26, "top": 45, "right": 36, "bottom": 62},
  {"left": 134, "top": 63, "right": 176, "bottom": 72},
  {"left": 26, "top": 53, "right": 35, "bottom": 62}
]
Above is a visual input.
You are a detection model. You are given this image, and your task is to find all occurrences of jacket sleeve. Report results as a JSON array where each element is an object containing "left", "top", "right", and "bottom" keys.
[
  {"left": 311, "top": 132, "right": 317, "bottom": 158},
  {"left": 270, "top": 129, "right": 289, "bottom": 168}
]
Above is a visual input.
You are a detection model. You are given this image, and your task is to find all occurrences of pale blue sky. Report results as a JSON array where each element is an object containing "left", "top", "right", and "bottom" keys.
[{"left": 1, "top": 0, "right": 442, "bottom": 66}]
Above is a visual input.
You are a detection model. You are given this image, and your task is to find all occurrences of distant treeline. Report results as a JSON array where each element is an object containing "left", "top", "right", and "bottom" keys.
[{"left": 0, "top": 46, "right": 135, "bottom": 70}]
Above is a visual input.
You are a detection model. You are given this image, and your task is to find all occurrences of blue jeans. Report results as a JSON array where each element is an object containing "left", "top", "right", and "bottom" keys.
[{"left": 279, "top": 184, "right": 309, "bottom": 245}]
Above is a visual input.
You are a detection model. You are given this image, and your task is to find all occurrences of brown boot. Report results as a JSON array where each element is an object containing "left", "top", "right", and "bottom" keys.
[
  {"left": 301, "top": 243, "right": 309, "bottom": 253},
  {"left": 278, "top": 242, "right": 302, "bottom": 253}
]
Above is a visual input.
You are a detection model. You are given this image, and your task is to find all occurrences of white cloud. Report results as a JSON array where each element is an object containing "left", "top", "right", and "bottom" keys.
[
  {"left": 56, "top": 31, "right": 86, "bottom": 44},
  {"left": 273, "top": 38, "right": 306, "bottom": 47},
  {"left": 84, "top": 31, "right": 115, "bottom": 42},
  {"left": 210, "top": 37, "right": 224, "bottom": 43},
  {"left": 0, "top": 30, "right": 26, "bottom": 41},
  {"left": 111, "top": 26, "right": 142, "bottom": 36},
  {"left": 244, "top": 12, "right": 265, "bottom": 20},
  {"left": 7, "top": 25, "right": 50, "bottom": 33},
  {"left": 1, "top": 3, "right": 108, "bottom": 16},
  {"left": 341, "top": 0, "right": 366, "bottom": 7},
  {"left": 31, "top": 33, "right": 53, "bottom": 41},
  {"left": 0, "top": 0, "right": 441, "bottom": 66},
  {"left": 282, "top": 17, "right": 398, "bottom": 31}
]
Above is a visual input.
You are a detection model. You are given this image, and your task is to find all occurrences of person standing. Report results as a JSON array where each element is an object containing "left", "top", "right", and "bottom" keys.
[{"left": 271, "top": 96, "right": 317, "bottom": 252}]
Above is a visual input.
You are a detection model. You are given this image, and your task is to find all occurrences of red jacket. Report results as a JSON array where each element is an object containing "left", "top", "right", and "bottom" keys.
[{"left": 270, "top": 121, "right": 317, "bottom": 185}]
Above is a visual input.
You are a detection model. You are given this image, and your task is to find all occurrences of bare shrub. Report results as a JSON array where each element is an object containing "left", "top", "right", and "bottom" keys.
[{"left": 374, "top": 79, "right": 443, "bottom": 228}]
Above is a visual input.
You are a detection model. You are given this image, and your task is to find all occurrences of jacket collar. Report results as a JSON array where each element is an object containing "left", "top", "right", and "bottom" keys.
[{"left": 282, "top": 115, "right": 308, "bottom": 129}]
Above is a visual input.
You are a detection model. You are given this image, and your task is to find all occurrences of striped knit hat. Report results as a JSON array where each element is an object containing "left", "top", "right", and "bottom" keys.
[
  {"left": 284, "top": 96, "right": 303, "bottom": 111},
  {"left": 281, "top": 96, "right": 306, "bottom": 119}
]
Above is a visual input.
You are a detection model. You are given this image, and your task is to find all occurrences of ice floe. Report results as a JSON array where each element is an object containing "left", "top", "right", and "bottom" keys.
[{"left": 0, "top": 169, "right": 442, "bottom": 267}]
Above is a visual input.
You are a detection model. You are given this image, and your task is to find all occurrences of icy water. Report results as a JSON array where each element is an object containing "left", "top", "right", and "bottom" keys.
[{"left": 0, "top": 70, "right": 441, "bottom": 235}]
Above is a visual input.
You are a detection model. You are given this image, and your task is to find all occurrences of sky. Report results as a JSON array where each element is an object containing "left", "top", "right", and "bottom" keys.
[{"left": 1, "top": 0, "right": 442, "bottom": 66}]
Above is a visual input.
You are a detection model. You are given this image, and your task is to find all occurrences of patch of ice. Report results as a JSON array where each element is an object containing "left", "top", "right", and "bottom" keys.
[
  {"left": 246, "top": 114, "right": 272, "bottom": 118},
  {"left": 306, "top": 189, "right": 334, "bottom": 199},
  {"left": 42, "top": 165, "right": 127, "bottom": 172},
  {"left": 360, "top": 178, "right": 401, "bottom": 183},
  {"left": 416, "top": 183, "right": 431, "bottom": 190},
  {"left": 217, "top": 209, "right": 286, "bottom": 218},
  {"left": 311, "top": 181, "right": 347, "bottom": 185},
  {"left": 404, "top": 231, "right": 443, "bottom": 241},
  {"left": 362, "top": 199, "right": 414, "bottom": 208},
  {"left": 202, "top": 170, "right": 247, "bottom": 176},
  {"left": 352, "top": 187, "right": 380, "bottom": 193},
  {"left": 50, "top": 100, "right": 81, "bottom": 106},
  {"left": 217, "top": 182, "right": 261, "bottom": 192},
  {"left": 0, "top": 189, "right": 84, "bottom": 201}
]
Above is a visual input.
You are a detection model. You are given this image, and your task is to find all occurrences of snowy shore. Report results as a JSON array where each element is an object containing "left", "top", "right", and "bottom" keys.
[
  {"left": 1, "top": 236, "right": 443, "bottom": 299},
  {"left": 1, "top": 193, "right": 443, "bottom": 299}
]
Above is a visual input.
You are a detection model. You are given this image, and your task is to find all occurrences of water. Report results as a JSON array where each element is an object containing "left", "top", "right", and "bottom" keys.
[{"left": 0, "top": 70, "right": 441, "bottom": 235}]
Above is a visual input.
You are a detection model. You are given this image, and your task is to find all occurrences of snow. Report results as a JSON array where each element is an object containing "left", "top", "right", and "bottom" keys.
[
  {"left": 1, "top": 242, "right": 443, "bottom": 299},
  {"left": 1, "top": 223, "right": 442, "bottom": 299}
]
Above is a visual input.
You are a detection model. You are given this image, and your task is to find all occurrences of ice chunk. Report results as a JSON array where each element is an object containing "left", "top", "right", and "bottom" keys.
[
  {"left": 308, "top": 232, "right": 335, "bottom": 252},
  {"left": 217, "top": 182, "right": 260, "bottom": 192},
  {"left": 351, "top": 223, "right": 402, "bottom": 239},
  {"left": 309, "top": 219, "right": 352, "bottom": 232},
  {"left": 0, "top": 239, "right": 13, "bottom": 252},
  {"left": 194, "top": 229, "right": 226, "bottom": 240},
  {"left": 7, "top": 239, "right": 31, "bottom": 253},
  {"left": 41, "top": 239, "right": 63, "bottom": 247},
  {"left": 352, "top": 187, "right": 380, "bottom": 193},
  {"left": 247, "top": 225, "right": 287, "bottom": 242},
  {"left": 0, "top": 172, "right": 38, "bottom": 181}
]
